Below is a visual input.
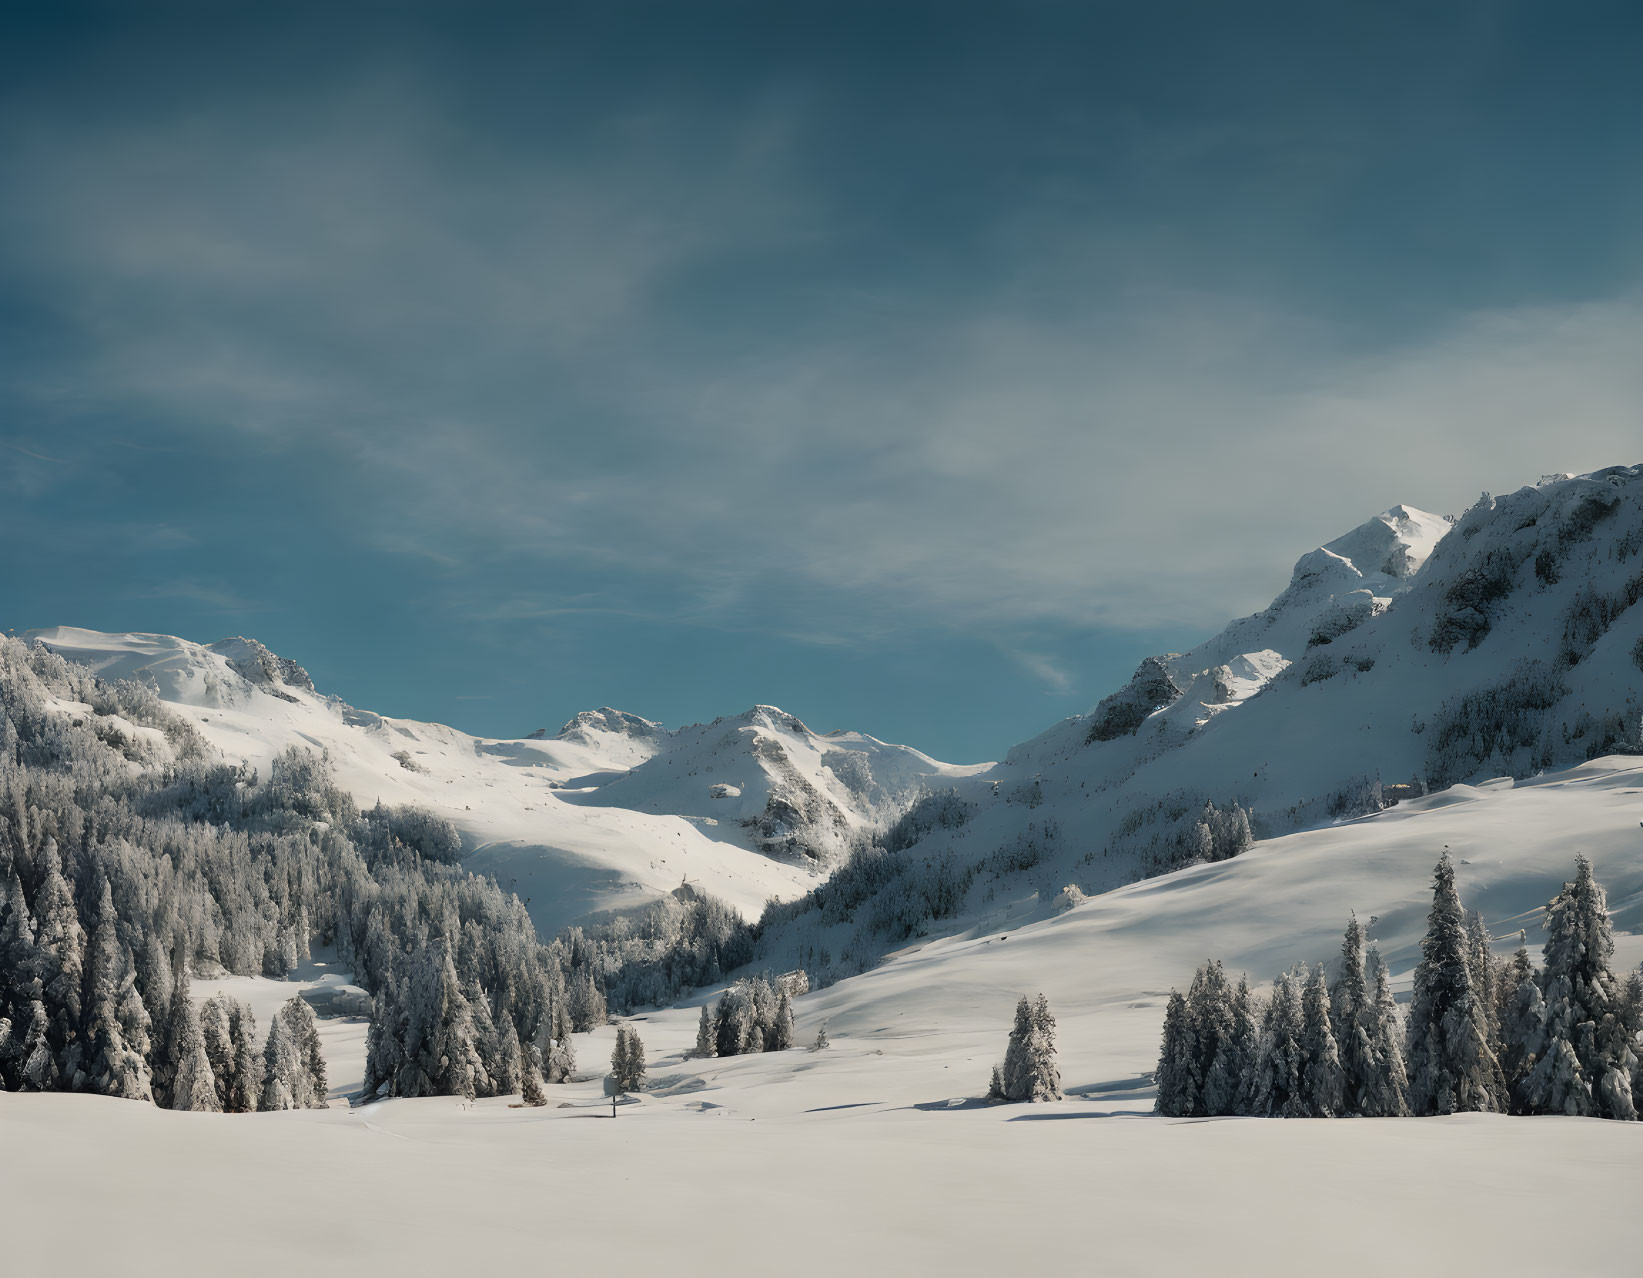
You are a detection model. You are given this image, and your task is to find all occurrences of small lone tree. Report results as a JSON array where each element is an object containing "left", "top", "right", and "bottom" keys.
[
  {"left": 693, "top": 1004, "right": 716, "bottom": 1059},
  {"left": 999, "top": 993, "right": 1061, "bottom": 1103},
  {"left": 611, "top": 1025, "right": 646, "bottom": 1094}
]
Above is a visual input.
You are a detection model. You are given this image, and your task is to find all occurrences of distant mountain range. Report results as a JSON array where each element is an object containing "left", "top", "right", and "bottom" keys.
[{"left": 26, "top": 465, "right": 1643, "bottom": 942}]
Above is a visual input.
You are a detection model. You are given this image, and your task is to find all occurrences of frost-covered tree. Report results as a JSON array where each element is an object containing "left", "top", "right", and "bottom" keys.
[
  {"left": 169, "top": 994, "right": 219, "bottom": 1112},
  {"left": 810, "top": 1020, "right": 830, "bottom": 1052},
  {"left": 769, "top": 989, "right": 795, "bottom": 1052},
  {"left": 1301, "top": 964, "right": 1345, "bottom": 1117},
  {"left": 227, "top": 1001, "right": 260, "bottom": 1114},
  {"left": 1331, "top": 915, "right": 1376, "bottom": 1115},
  {"left": 32, "top": 844, "right": 85, "bottom": 1083},
  {"left": 82, "top": 877, "right": 152, "bottom": 1102},
  {"left": 280, "top": 996, "right": 328, "bottom": 1108},
  {"left": 1000, "top": 993, "right": 1061, "bottom": 1103},
  {"left": 611, "top": 1025, "right": 646, "bottom": 1094},
  {"left": 1525, "top": 857, "right": 1637, "bottom": 1120},
  {"left": 1154, "top": 990, "right": 1194, "bottom": 1116},
  {"left": 693, "top": 1003, "right": 716, "bottom": 1059},
  {"left": 543, "top": 1032, "right": 576, "bottom": 1085},
  {"left": 1184, "top": 961, "right": 1232, "bottom": 1114},
  {"left": 494, "top": 1020, "right": 523, "bottom": 1097},
  {"left": 1497, "top": 939, "right": 1547, "bottom": 1114},
  {"left": 1361, "top": 947, "right": 1409, "bottom": 1117},
  {"left": 568, "top": 967, "right": 605, "bottom": 1033},
  {"left": 21, "top": 999, "right": 57, "bottom": 1090},
  {"left": 520, "top": 1042, "right": 548, "bottom": 1107},
  {"left": 1251, "top": 968, "right": 1306, "bottom": 1117},
  {"left": 258, "top": 1006, "right": 303, "bottom": 1112},
  {"left": 1405, "top": 854, "right": 1505, "bottom": 1115},
  {"left": 1203, "top": 975, "right": 1258, "bottom": 1116}
]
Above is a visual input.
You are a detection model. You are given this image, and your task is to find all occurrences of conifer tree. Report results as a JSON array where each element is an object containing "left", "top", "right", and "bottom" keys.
[
  {"left": 227, "top": 1001, "right": 260, "bottom": 1114},
  {"left": 1331, "top": 915, "right": 1376, "bottom": 1115},
  {"left": 1405, "top": 853, "right": 1505, "bottom": 1114},
  {"left": 258, "top": 1008, "right": 302, "bottom": 1112},
  {"left": 1203, "top": 975, "right": 1258, "bottom": 1116},
  {"left": 83, "top": 877, "right": 153, "bottom": 1102},
  {"left": 169, "top": 994, "right": 219, "bottom": 1112},
  {"left": 1251, "top": 968, "right": 1306, "bottom": 1117},
  {"left": 1301, "top": 964, "right": 1345, "bottom": 1117},
  {"left": 494, "top": 1019, "right": 523, "bottom": 1097},
  {"left": 1361, "top": 947, "right": 1409, "bottom": 1117},
  {"left": 1154, "top": 989, "right": 1193, "bottom": 1116},
  {"left": 279, "top": 996, "right": 328, "bottom": 1107},
  {"left": 1497, "top": 939, "right": 1547, "bottom": 1114},
  {"left": 611, "top": 1025, "right": 646, "bottom": 1093},
  {"left": 693, "top": 1003, "right": 716, "bottom": 1059},
  {"left": 32, "top": 844, "right": 85, "bottom": 1081},
  {"left": 544, "top": 1032, "right": 575, "bottom": 1085},
  {"left": 520, "top": 1042, "right": 548, "bottom": 1107},
  {"left": 1184, "top": 961, "right": 1232, "bottom": 1114},
  {"left": 1525, "top": 857, "right": 1637, "bottom": 1119},
  {"left": 769, "top": 989, "right": 795, "bottom": 1051},
  {"left": 21, "top": 999, "right": 57, "bottom": 1090},
  {"left": 1001, "top": 993, "right": 1061, "bottom": 1102}
]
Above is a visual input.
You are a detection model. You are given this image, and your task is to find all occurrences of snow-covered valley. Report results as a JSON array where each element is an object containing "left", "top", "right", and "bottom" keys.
[
  {"left": 6, "top": 467, "right": 1643, "bottom": 1276},
  {"left": 6, "top": 753, "right": 1643, "bottom": 1275}
]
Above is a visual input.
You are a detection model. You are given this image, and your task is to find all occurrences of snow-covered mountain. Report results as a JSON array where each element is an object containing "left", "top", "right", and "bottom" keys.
[
  {"left": 754, "top": 466, "right": 1643, "bottom": 975},
  {"left": 20, "top": 627, "right": 975, "bottom": 936}
]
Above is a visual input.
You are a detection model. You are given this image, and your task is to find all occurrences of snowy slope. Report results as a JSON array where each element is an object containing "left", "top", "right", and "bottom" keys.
[
  {"left": 6, "top": 754, "right": 1642, "bottom": 1277},
  {"left": 22, "top": 628, "right": 974, "bottom": 936},
  {"left": 950, "top": 469, "right": 1642, "bottom": 894}
]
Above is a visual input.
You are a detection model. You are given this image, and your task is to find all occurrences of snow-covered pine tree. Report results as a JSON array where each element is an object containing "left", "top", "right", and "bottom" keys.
[
  {"left": 227, "top": 1001, "right": 259, "bottom": 1113},
  {"left": 1203, "top": 974, "right": 1258, "bottom": 1116},
  {"left": 1250, "top": 968, "right": 1305, "bottom": 1117},
  {"left": 258, "top": 1005, "right": 303, "bottom": 1111},
  {"left": 1497, "top": 937, "right": 1547, "bottom": 1114},
  {"left": 1361, "top": 946, "right": 1410, "bottom": 1117},
  {"left": 611, "top": 1025, "right": 646, "bottom": 1093},
  {"left": 987, "top": 1061, "right": 1006, "bottom": 1100},
  {"left": 153, "top": 948, "right": 193, "bottom": 1108},
  {"left": 1154, "top": 989, "right": 1194, "bottom": 1116},
  {"left": 1001, "top": 993, "right": 1061, "bottom": 1102},
  {"left": 811, "top": 1020, "right": 829, "bottom": 1052},
  {"left": 769, "top": 988, "right": 795, "bottom": 1051},
  {"left": 494, "top": 1020, "right": 523, "bottom": 1097},
  {"left": 32, "top": 844, "right": 85, "bottom": 1084},
  {"left": 568, "top": 967, "right": 605, "bottom": 1033},
  {"left": 520, "top": 1042, "right": 548, "bottom": 1107},
  {"left": 1301, "top": 963, "right": 1345, "bottom": 1117},
  {"left": 279, "top": 995, "right": 328, "bottom": 1108},
  {"left": 82, "top": 876, "right": 153, "bottom": 1102},
  {"left": 545, "top": 1035, "right": 575, "bottom": 1084},
  {"left": 1184, "top": 961, "right": 1232, "bottom": 1115},
  {"left": 1331, "top": 915, "right": 1375, "bottom": 1115},
  {"left": 693, "top": 1003, "right": 716, "bottom": 1059},
  {"left": 1405, "top": 853, "right": 1505, "bottom": 1115},
  {"left": 200, "top": 994, "right": 234, "bottom": 1110},
  {"left": 21, "top": 998, "right": 57, "bottom": 1090},
  {"left": 423, "top": 940, "right": 484, "bottom": 1100},
  {"left": 1465, "top": 910, "right": 1502, "bottom": 1060},
  {"left": 169, "top": 994, "right": 219, "bottom": 1112},
  {"left": 1525, "top": 857, "right": 1637, "bottom": 1119}
]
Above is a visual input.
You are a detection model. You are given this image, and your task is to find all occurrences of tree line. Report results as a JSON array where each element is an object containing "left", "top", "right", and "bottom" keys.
[{"left": 1155, "top": 853, "right": 1642, "bottom": 1119}]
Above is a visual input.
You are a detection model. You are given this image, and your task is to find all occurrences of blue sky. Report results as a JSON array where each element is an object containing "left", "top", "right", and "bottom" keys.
[{"left": 4, "top": 2, "right": 1643, "bottom": 761}]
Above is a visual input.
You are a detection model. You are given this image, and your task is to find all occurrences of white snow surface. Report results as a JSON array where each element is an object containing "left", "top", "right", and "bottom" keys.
[
  {"left": 5, "top": 753, "right": 1643, "bottom": 1275},
  {"left": 22, "top": 628, "right": 977, "bottom": 936}
]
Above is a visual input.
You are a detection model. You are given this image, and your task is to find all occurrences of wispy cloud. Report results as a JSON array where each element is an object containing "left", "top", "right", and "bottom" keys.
[{"left": 129, "top": 580, "right": 271, "bottom": 614}]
